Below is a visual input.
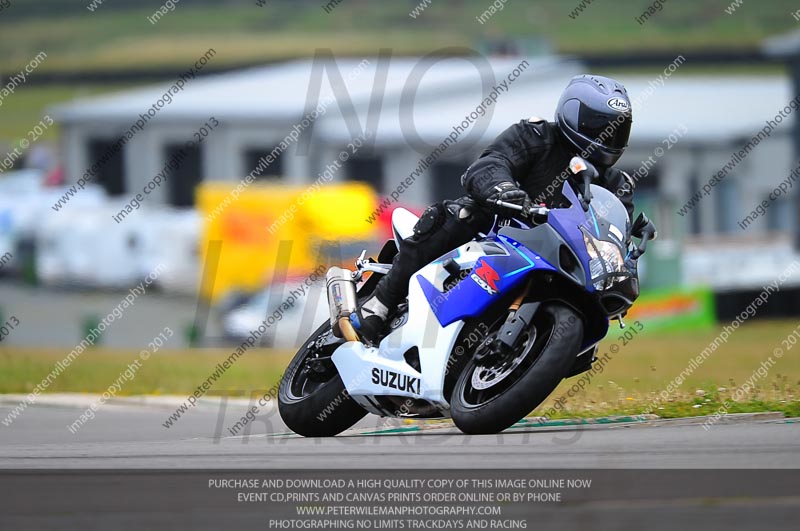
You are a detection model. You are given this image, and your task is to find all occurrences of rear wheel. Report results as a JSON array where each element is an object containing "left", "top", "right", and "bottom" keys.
[
  {"left": 450, "top": 303, "right": 582, "bottom": 435},
  {"left": 278, "top": 322, "right": 367, "bottom": 437}
]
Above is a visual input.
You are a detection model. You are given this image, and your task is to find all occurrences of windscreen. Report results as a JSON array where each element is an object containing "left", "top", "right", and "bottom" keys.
[{"left": 586, "top": 185, "right": 630, "bottom": 244}]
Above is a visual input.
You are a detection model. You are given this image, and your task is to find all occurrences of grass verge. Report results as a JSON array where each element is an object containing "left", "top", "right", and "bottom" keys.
[
  {"left": 0, "top": 320, "right": 798, "bottom": 421},
  {"left": 0, "top": 348, "right": 291, "bottom": 396},
  {"left": 535, "top": 319, "right": 800, "bottom": 419},
  {"left": 1, "top": 0, "right": 797, "bottom": 73}
]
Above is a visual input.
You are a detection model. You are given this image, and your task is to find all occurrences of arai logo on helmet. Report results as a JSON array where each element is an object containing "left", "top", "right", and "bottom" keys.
[{"left": 607, "top": 97, "right": 630, "bottom": 113}]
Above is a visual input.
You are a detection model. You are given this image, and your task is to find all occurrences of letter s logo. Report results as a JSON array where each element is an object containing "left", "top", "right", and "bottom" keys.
[{"left": 475, "top": 260, "right": 500, "bottom": 291}]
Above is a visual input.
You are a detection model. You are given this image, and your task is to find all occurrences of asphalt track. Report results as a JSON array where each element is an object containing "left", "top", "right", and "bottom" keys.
[
  {"left": 1, "top": 399, "right": 798, "bottom": 468},
  {"left": 1, "top": 400, "right": 799, "bottom": 530}
]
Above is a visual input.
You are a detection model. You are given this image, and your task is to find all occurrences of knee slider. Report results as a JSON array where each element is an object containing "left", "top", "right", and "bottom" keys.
[
  {"left": 413, "top": 203, "right": 446, "bottom": 238},
  {"left": 447, "top": 196, "right": 492, "bottom": 230},
  {"left": 445, "top": 196, "right": 477, "bottom": 220}
]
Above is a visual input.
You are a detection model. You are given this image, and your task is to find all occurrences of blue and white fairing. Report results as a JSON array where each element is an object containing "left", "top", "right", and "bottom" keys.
[
  {"left": 419, "top": 182, "right": 625, "bottom": 327},
  {"left": 332, "top": 181, "right": 629, "bottom": 416}
]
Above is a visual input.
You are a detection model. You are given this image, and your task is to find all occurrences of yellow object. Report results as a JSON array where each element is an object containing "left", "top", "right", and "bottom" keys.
[{"left": 197, "top": 181, "right": 377, "bottom": 301}]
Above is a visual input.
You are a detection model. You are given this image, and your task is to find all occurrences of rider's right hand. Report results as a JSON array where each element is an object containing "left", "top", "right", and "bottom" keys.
[{"left": 485, "top": 182, "right": 532, "bottom": 217}]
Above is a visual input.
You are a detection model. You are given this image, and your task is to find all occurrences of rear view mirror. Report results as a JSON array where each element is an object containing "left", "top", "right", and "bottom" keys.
[
  {"left": 569, "top": 157, "right": 599, "bottom": 211},
  {"left": 631, "top": 212, "right": 657, "bottom": 240},
  {"left": 630, "top": 213, "right": 657, "bottom": 259}
]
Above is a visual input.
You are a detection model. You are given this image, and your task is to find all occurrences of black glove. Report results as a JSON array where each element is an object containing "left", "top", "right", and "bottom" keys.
[{"left": 485, "top": 182, "right": 532, "bottom": 217}]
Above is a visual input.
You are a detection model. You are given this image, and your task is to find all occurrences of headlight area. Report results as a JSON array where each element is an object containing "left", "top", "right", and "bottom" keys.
[{"left": 583, "top": 230, "right": 626, "bottom": 291}]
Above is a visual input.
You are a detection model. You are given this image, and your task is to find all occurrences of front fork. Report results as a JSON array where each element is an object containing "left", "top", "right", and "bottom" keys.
[
  {"left": 475, "top": 278, "right": 600, "bottom": 377},
  {"left": 476, "top": 279, "right": 538, "bottom": 362}
]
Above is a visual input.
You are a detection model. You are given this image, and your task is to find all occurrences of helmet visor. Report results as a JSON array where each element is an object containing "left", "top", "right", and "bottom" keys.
[{"left": 576, "top": 104, "right": 631, "bottom": 150}]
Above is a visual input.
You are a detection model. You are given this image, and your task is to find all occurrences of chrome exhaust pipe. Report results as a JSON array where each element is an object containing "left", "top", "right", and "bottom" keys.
[{"left": 326, "top": 267, "right": 359, "bottom": 341}]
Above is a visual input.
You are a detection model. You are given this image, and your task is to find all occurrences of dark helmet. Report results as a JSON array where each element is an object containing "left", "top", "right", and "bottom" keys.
[{"left": 555, "top": 75, "right": 632, "bottom": 167}]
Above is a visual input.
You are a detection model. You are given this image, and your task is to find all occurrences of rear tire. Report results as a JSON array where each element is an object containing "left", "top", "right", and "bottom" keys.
[
  {"left": 278, "top": 322, "right": 367, "bottom": 437},
  {"left": 450, "top": 303, "right": 582, "bottom": 435}
]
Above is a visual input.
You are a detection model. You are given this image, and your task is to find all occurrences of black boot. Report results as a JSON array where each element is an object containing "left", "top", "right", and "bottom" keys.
[{"left": 351, "top": 295, "right": 390, "bottom": 345}]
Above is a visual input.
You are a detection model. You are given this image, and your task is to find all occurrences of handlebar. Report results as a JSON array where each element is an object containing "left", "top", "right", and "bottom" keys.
[{"left": 493, "top": 200, "right": 550, "bottom": 220}]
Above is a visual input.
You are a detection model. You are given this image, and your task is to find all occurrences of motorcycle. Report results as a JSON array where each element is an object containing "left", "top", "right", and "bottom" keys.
[{"left": 278, "top": 157, "right": 656, "bottom": 436}]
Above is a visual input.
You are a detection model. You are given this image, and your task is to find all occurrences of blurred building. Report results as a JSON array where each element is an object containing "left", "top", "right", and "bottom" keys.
[{"left": 52, "top": 57, "right": 570, "bottom": 206}]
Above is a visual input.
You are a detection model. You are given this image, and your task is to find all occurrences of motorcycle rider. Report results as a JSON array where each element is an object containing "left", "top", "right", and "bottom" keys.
[{"left": 353, "top": 74, "right": 637, "bottom": 343}]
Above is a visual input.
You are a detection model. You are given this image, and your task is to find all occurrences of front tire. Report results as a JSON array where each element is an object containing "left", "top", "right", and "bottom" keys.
[
  {"left": 450, "top": 303, "right": 582, "bottom": 435},
  {"left": 278, "top": 322, "right": 367, "bottom": 437}
]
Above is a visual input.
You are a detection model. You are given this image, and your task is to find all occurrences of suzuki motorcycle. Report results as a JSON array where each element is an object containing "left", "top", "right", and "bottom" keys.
[{"left": 278, "top": 157, "right": 656, "bottom": 436}]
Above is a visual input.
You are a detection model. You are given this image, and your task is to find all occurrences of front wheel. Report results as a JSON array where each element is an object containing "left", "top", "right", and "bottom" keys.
[
  {"left": 450, "top": 303, "right": 583, "bottom": 435},
  {"left": 278, "top": 322, "right": 367, "bottom": 437}
]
